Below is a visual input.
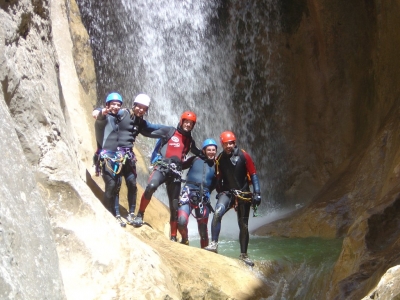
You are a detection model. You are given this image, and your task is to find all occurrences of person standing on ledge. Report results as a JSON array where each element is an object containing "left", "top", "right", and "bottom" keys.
[
  {"left": 177, "top": 138, "right": 217, "bottom": 248},
  {"left": 132, "top": 111, "right": 201, "bottom": 242},
  {"left": 93, "top": 93, "right": 164, "bottom": 226},
  {"left": 204, "top": 131, "right": 261, "bottom": 266}
]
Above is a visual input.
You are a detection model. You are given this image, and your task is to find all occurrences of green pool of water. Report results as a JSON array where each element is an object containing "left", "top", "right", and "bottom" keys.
[{"left": 190, "top": 236, "right": 342, "bottom": 264}]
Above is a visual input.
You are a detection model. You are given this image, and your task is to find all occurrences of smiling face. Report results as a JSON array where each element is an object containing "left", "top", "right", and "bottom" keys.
[
  {"left": 133, "top": 103, "right": 148, "bottom": 117},
  {"left": 203, "top": 145, "right": 217, "bottom": 160},
  {"left": 222, "top": 140, "right": 236, "bottom": 154},
  {"left": 181, "top": 119, "right": 195, "bottom": 132},
  {"left": 107, "top": 100, "right": 122, "bottom": 114}
]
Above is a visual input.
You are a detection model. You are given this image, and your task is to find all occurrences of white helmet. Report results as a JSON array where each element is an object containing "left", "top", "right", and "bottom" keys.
[{"left": 133, "top": 94, "right": 151, "bottom": 107}]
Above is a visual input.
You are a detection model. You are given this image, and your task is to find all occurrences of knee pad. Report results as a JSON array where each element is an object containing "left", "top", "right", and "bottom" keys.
[{"left": 144, "top": 182, "right": 157, "bottom": 199}]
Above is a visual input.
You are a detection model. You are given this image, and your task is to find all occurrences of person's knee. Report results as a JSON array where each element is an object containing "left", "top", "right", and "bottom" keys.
[
  {"left": 172, "top": 198, "right": 179, "bottom": 210},
  {"left": 214, "top": 203, "right": 225, "bottom": 221},
  {"left": 125, "top": 174, "right": 137, "bottom": 188},
  {"left": 177, "top": 215, "right": 188, "bottom": 227},
  {"left": 105, "top": 181, "right": 117, "bottom": 194},
  {"left": 144, "top": 182, "right": 157, "bottom": 199}
]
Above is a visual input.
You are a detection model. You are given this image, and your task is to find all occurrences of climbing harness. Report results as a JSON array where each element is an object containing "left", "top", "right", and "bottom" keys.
[
  {"left": 230, "top": 189, "right": 260, "bottom": 217},
  {"left": 152, "top": 158, "right": 183, "bottom": 178},
  {"left": 98, "top": 147, "right": 136, "bottom": 176},
  {"left": 99, "top": 150, "right": 124, "bottom": 175},
  {"left": 179, "top": 185, "right": 212, "bottom": 219}
]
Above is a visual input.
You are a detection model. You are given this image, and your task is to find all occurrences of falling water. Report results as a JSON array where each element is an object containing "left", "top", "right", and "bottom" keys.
[
  {"left": 76, "top": 0, "right": 288, "bottom": 208},
  {"left": 75, "top": 1, "right": 338, "bottom": 298}
]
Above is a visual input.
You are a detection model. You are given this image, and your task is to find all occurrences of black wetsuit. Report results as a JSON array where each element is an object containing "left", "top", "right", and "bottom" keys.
[
  {"left": 95, "top": 109, "right": 163, "bottom": 216},
  {"left": 210, "top": 146, "right": 260, "bottom": 254},
  {"left": 177, "top": 155, "right": 216, "bottom": 247}
]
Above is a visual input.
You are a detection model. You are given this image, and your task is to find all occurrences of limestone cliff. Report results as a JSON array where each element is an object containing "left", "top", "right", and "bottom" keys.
[
  {"left": 0, "top": 0, "right": 271, "bottom": 299},
  {"left": 254, "top": 0, "right": 400, "bottom": 298}
]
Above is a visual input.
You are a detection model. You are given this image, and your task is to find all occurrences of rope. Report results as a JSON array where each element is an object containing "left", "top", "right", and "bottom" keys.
[
  {"left": 231, "top": 189, "right": 252, "bottom": 201},
  {"left": 153, "top": 159, "right": 183, "bottom": 177},
  {"left": 100, "top": 152, "right": 126, "bottom": 175},
  {"left": 230, "top": 189, "right": 261, "bottom": 217}
]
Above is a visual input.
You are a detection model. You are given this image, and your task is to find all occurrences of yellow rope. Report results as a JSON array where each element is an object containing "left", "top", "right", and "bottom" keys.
[
  {"left": 231, "top": 189, "right": 252, "bottom": 201},
  {"left": 102, "top": 155, "right": 126, "bottom": 175}
]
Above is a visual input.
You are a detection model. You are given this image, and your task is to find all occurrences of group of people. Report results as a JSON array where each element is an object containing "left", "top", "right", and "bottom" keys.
[{"left": 93, "top": 92, "right": 262, "bottom": 266}]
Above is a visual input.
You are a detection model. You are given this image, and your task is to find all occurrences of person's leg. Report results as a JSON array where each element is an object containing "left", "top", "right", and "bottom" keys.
[
  {"left": 113, "top": 175, "right": 122, "bottom": 216},
  {"left": 210, "top": 193, "right": 231, "bottom": 242},
  {"left": 166, "top": 178, "right": 181, "bottom": 241},
  {"left": 121, "top": 162, "right": 137, "bottom": 224},
  {"left": 237, "top": 201, "right": 254, "bottom": 266},
  {"left": 102, "top": 170, "right": 118, "bottom": 215},
  {"left": 236, "top": 201, "right": 251, "bottom": 253},
  {"left": 102, "top": 169, "right": 125, "bottom": 226},
  {"left": 132, "top": 169, "right": 166, "bottom": 227},
  {"left": 177, "top": 203, "right": 190, "bottom": 244},
  {"left": 195, "top": 204, "right": 209, "bottom": 248},
  {"left": 205, "top": 193, "right": 231, "bottom": 253}
]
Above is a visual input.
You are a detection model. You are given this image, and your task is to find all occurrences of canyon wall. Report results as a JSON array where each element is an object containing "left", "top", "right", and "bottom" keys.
[
  {"left": 0, "top": 0, "right": 271, "bottom": 299},
  {"left": 255, "top": 0, "right": 400, "bottom": 298}
]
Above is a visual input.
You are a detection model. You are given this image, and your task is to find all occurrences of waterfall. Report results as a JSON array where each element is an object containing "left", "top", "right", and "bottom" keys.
[
  {"left": 76, "top": 1, "right": 340, "bottom": 297},
  {"left": 76, "top": 0, "right": 285, "bottom": 207}
]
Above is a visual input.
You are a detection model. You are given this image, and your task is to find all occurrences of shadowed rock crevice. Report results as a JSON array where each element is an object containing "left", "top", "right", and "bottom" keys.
[
  {"left": 0, "top": 0, "right": 18, "bottom": 11},
  {"left": 366, "top": 196, "right": 400, "bottom": 253},
  {"left": 32, "top": 0, "right": 48, "bottom": 20},
  {"left": 279, "top": 0, "right": 308, "bottom": 34},
  {"left": 17, "top": 12, "right": 31, "bottom": 39},
  {"left": 1, "top": 76, "right": 12, "bottom": 107}
]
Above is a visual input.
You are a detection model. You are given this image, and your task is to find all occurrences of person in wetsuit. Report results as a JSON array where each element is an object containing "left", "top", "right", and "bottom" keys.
[
  {"left": 177, "top": 138, "right": 217, "bottom": 248},
  {"left": 204, "top": 131, "right": 261, "bottom": 266},
  {"left": 132, "top": 111, "right": 201, "bottom": 242},
  {"left": 93, "top": 93, "right": 164, "bottom": 225}
]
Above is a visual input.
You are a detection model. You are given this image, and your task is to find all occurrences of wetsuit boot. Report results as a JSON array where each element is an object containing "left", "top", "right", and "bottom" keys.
[
  {"left": 200, "top": 238, "right": 209, "bottom": 249},
  {"left": 132, "top": 195, "right": 151, "bottom": 227},
  {"left": 126, "top": 212, "right": 135, "bottom": 225},
  {"left": 239, "top": 253, "right": 254, "bottom": 267},
  {"left": 204, "top": 241, "right": 218, "bottom": 253},
  {"left": 116, "top": 215, "right": 126, "bottom": 227}
]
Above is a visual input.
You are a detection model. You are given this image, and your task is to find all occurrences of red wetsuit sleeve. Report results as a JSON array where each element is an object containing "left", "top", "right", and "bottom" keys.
[{"left": 242, "top": 150, "right": 257, "bottom": 175}]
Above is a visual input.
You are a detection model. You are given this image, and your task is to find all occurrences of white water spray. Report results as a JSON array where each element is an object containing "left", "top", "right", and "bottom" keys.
[{"left": 76, "top": 0, "right": 285, "bottom": 208}]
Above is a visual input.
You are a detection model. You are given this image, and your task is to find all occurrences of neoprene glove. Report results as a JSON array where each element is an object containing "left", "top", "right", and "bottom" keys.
[{"left": 251, "top": 193, "right": 261, "bottom": 207}]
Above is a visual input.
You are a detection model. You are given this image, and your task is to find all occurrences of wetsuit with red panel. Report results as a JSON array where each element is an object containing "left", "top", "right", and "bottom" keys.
[
  {"left": 177, "top": 155, "right": 216, "bottom": 247},
  {"left": 136, "top": 125, "right": 200, "bottom": 238},
  {"left": 210, "top": 145, "right": 260, "bottom": 254}
]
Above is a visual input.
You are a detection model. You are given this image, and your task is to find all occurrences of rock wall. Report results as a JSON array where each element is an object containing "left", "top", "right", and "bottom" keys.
[
  {"left": 255, "top": 0, "right": 400, "bottom": 298},
  {"left": 0, "top": 0, "right": 66, "bottom": 297},
  {"left": 0, "top": 0, "right": 273, "bottom": 299}
]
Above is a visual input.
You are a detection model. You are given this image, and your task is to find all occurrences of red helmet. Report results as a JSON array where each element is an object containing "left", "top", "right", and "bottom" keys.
[
  {"left": 220, "top": 131, "right": 236, "bottom": 144},
  {"left": 180, "top": 111, "right": 197, "bottom": 127}
]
